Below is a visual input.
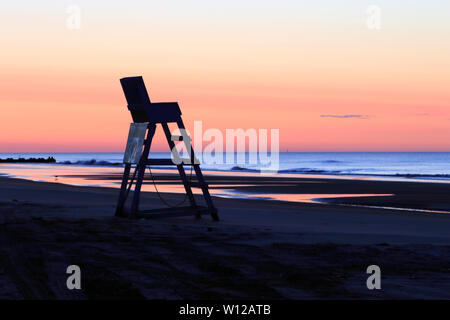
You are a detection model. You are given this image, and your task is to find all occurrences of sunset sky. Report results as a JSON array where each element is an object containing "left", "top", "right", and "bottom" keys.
[{"left": 0, "top": 1, "right": 449, "bottom": 152}]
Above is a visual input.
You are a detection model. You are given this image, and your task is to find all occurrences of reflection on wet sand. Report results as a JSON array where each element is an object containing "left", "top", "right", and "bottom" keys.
[
  {"left": 0, "top": 163, "right": 391, "bottom": 205},
  {"left": 217, "top": 191, "right": 394, "bottom": 204}
]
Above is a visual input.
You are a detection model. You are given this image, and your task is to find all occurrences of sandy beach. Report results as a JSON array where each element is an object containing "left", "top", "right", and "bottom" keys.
[{"left": 1, "top": 174, "right": 449, "bottom": 299}]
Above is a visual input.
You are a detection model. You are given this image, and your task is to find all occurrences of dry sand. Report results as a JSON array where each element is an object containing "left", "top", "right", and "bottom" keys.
[{"left": 0, "top": 176, "right": 449, "bottom": 299}]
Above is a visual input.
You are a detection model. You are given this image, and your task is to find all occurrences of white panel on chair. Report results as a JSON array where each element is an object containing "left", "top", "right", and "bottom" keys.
[{"left": 123, "top": 123, "right": 148, "bottom": 164}]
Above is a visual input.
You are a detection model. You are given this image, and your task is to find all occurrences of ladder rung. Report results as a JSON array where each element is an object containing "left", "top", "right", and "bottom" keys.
[
  {"left": 171, "top": 135, "right": 183, "bottom": 141},
  {"left": 146, "top": 158, "right": 197, "bottom": 166}
]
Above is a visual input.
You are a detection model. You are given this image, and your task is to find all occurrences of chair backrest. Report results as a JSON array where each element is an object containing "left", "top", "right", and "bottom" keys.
[
  {"left": 120, "top": 76, "right": 151, "bottom": 122},
  {"left": 120, "top": 76, "right": 182, "bottom": 123}
]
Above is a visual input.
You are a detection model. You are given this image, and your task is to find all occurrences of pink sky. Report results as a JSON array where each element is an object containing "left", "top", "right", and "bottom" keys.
[{"left": 1, "top": 1, "right": 449, "bottom": 152}]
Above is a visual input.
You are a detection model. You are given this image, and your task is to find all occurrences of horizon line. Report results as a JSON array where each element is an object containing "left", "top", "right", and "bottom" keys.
[{"left": 2, "top": 151, "right": 450, "bottom": 154}]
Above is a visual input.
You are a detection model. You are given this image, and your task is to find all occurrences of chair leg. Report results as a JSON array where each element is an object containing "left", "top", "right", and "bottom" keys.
[
  {"left": 161, "top": 122, "right": 198, "bottom": 209},
  {"left": 193, "top": 164, "right": 219, "bottom": 221},
  {"left": 115, "top": 163, "right": 131, "bottom": 217},
  {"left": 130, "top": 124, "right": 156, "bottom": 217},
  {"left": 177, "top": 120, "right": 219, "bottom": 221}
]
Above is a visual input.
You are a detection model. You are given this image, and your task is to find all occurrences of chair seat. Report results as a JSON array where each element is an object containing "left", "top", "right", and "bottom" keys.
[{"left": 127, "top": 102, "right": 181, "bottom": 123}]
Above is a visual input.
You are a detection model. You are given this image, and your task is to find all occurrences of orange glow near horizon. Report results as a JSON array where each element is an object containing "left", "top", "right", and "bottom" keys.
[{"left": 1, "top": 2, "right": 449, "bottom": 152}]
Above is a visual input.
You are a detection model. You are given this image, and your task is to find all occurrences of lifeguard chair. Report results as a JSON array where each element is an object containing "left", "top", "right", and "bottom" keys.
[{"left": 115, "top": 76, "right": 219, "bottom": 221}]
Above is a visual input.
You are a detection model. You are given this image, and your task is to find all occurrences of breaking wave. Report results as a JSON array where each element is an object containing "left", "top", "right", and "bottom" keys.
[
  {"left": 58, "top": 159, "right": 122, "bottom": 166},
  {"left": 230, "top": 166, "right": 450, "bottom": 179}
]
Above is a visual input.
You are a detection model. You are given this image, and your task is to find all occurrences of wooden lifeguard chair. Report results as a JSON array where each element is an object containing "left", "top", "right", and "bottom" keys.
[{"left": 115, "top": 76, "right": 219, "bottom": 221}]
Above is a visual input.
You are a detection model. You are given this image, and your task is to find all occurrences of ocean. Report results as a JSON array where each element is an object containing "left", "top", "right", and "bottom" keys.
[{"left": 1, "top": 152, "right": 450, "bottom": 180}]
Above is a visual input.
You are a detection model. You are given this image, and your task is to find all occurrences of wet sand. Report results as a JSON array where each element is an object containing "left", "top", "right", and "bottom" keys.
[
  {"left": 0, "top": 175, "right": 450, "bottom": 299},
  {"left": 71, "top": 170, "right": 450, "bottom": 212}
]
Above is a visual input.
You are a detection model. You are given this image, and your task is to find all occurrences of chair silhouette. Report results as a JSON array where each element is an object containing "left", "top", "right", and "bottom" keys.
[{"left": 115, "top": 76, "right": 219, "bottom": 221}]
